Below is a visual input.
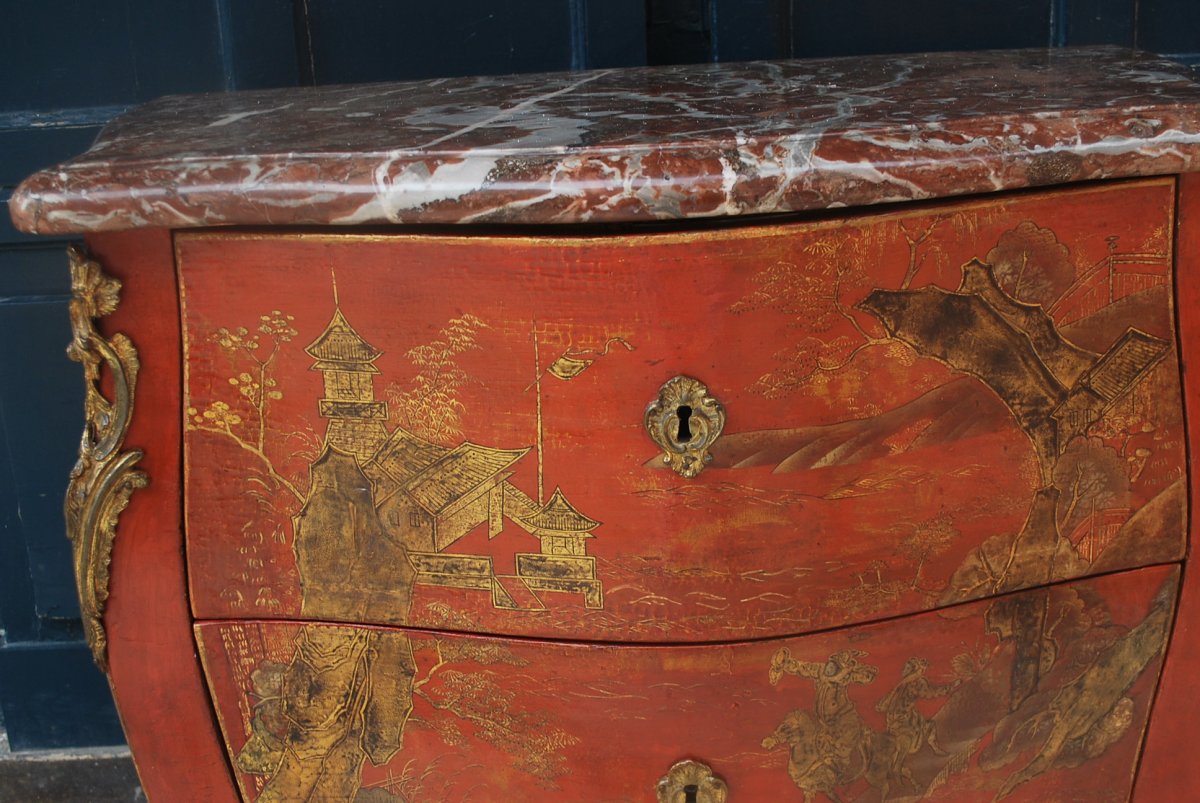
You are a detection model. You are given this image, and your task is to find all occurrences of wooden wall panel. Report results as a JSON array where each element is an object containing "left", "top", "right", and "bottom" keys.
[
  {"left": 578, "top": 0, "right": 647, "bottom": 69},
  {"left": 788, "top": 0, "right": 1054, "bottom": 58},
  {"left": 1066, "top": 0, "right": 1135, "bottom": 46},
  {"left": 2, "top": 1, "right": 222, "bottom": 111},
  {"left": 1138, "top": 0, "right": 1200, "bottom": 59},
  {"left": 301, "top": 0, "right": 573, "bottom": 82},
  {"left": 0, "top": 294, "right": 84, "bottom": 623}
]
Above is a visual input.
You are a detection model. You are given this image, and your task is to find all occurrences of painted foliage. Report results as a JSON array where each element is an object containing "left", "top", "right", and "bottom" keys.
[
  {"left": 179, "top": 179, "right": 1186, "bottom": 641},
  {"left": 196, "top": 567, "right": 1178, "bottom": 801}
]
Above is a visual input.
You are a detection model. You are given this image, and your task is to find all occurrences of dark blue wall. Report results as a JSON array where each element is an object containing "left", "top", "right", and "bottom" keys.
[{"left": 1, "top": 0, "right": 1197, "bottom": 751}]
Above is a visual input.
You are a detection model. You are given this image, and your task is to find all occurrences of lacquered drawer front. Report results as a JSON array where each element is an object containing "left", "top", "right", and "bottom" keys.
[
  {"left": 196, "top": 565, "right": 1176, "bottom": 802},
  {"left": 179, "top": 178, "right": 1186, "bottom": 641}
]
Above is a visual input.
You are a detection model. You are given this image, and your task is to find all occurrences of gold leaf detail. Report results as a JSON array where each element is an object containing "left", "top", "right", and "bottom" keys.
[
  {"left": 657, "top": 760, "right": 728, "bottom": 803},
  {"left": 63, "top": 246, "right": 147, "bottom": 672}
]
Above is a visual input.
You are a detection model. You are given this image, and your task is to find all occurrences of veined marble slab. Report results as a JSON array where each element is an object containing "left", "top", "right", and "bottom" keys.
[{"left": 11, "top": 47, "right": 1200, "bottom": 233}]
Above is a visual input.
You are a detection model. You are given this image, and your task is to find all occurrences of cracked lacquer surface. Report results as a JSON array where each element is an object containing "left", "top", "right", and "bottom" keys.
[{"left": 11, "top": 47, "right": 1200, "bottom": 233}]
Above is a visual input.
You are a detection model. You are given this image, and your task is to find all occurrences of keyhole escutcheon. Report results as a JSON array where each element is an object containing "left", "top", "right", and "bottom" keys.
[
  {"left": 655, "top": 759, "right": 727, "bottom": 803},
  {"left": 645, "top": 375, "right": 726, "bottom": 479},
  {"left": 676, "top": 405, "right": 694, "bottom": 443}
]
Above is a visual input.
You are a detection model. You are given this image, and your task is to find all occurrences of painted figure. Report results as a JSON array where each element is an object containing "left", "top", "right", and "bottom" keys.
[{"left": 236, "top": 626, "right": 416, "bottom": 802}]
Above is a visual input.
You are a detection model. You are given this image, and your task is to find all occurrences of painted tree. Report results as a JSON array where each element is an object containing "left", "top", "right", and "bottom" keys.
[
  {"left": 1052, "top": 436, "right": 1133, "bottom": 534},
  {"left": 386, "top": 313, "right": 490, "bottom": 443},
  {"left": 729, "top": 239, "right": 881, "bottom": 399},
  {"left": 984, "top": 221, "right": 1074, "bottom": 307},
  {"left": 187, "top": 309, "right": 319, "bottom": 507},
  {"left": 410, "top": 603, "right": 578, "bottom": 787},
  {"left": 899, "top": 514, "right": 960, "bottom": 595},
  {"left": 728, "top": 217, "right": 950, "bottom": 412}
]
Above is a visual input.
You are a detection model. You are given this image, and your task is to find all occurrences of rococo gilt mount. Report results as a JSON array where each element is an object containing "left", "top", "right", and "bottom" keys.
[{"left": 10, "top": 47, "right": 1200, "bottom": 801}]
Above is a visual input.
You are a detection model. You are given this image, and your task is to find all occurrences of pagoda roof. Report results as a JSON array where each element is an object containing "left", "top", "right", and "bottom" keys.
[
  {"left": 404, "top": 442, "right": 529, "bottom": 516},
  {"left": 305, "top": 308, "right": 383, "bottom": 365},
  {"left": 513, "top": 487, "right": 600, "bottom": 534}
]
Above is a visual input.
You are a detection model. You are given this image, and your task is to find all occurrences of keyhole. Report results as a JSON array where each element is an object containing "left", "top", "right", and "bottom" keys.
[
  {"left": 683, "top": 784, "right": 699, "bottom": 803},
  {"left": 676, "top": 405, "right": 694, "bottom": 443}
]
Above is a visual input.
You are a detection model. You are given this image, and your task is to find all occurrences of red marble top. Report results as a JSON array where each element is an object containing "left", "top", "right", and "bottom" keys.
[{"left": 11, "top": 47, "right": 1200, "bottom": 233}]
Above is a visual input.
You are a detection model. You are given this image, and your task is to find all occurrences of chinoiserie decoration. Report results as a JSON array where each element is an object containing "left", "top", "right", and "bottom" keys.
[
  {"left": 657, "top": 759, "right": 729, "bottom": 803},
  {"left": 645, "top": 375, "right": 726, "bottom": 478},
  {"left": 63, "top": 246, "right": 147, "bottom": 671}
]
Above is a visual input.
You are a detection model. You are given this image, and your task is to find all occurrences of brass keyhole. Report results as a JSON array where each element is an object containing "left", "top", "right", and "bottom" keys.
[
  {"left": 655, "top": 760, "right": 726, "bottom": 803},
  {"left": 676, "top": 405, "right": 694, "bottom": 443},
  {"left": 645, "top": 376, "right": 725, "bottom": 479}
]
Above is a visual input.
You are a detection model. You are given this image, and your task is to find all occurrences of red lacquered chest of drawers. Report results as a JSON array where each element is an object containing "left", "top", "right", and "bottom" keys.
[{"left": 10, "top": 47, "right": 1200, "bottom": 801}]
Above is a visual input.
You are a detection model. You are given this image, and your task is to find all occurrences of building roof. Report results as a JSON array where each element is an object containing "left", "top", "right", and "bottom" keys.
[
  {"left": 500, "top": 482, "right": 540, "bottom": 521},
  {"left": 404, "top": 442, "right": 529, "bottom": 515},
  {"left": 513, "top": 487, "right": 600, "bottom": 534},
  {"left": 366, "top": 426, "right": 449, "bottom": 499},
  {"left": 1083, "top": 328, "right": 1168, "bottom": 402},
  {"left": 305, "top": 308, "right": 383, "bottom": 367}
]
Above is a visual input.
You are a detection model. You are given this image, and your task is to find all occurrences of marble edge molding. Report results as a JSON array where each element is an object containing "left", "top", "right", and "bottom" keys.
[{"left": 10, "top": 47, "right": 1200, "bottom": 234}]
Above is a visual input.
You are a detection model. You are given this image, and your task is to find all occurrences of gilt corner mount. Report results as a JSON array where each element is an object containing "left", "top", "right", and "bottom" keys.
[{"left": 63, "top": 245, "right": 147, "bottom": 671}]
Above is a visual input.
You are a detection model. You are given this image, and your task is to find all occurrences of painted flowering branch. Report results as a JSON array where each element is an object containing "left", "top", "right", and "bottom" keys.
[{"left": 186, "top": 310, "right": 305, "bottom": 504}]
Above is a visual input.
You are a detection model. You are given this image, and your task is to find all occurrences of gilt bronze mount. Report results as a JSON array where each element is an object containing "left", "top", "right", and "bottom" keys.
[
  {"left": 645, "top": 375, "right": 725, "bottom": 479},
  {"left": 63, "top": 246, "right": 147, "bottom": 671}
]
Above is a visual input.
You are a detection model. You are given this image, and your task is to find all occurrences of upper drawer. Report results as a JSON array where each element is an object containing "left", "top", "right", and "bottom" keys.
[{"left": 179, "top": 178, "right": 1187, "bottom": 641}]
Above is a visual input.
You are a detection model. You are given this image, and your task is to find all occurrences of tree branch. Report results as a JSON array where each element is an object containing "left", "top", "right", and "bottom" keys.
[
  {"left": 413, "top": 640, "right": 448, "bottom": 692},
  {"left": 413, "top": 687, "right": 522, "bottom": 741},
  {"left": 190, "top": 422, "right": 303, "bottom": 503},
  {"left": 256, "top": 341, "right": 280, "bottom": 452},
  {"left": 815, "top": 338, "right": 886, "bottom": 372},
  {"left": 829, "top": 264, "right": 881, "bottom": 345},
  {"left": 900, "top": 216, "right": 945, "bottom": 289},
  {"left": 1058, "top": 464, "right": 1085, "bottom": 530}
]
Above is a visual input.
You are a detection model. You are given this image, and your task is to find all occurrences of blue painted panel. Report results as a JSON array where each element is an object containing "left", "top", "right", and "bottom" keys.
[
  {"left": 114, "top": 0, "right": 228, "bottom": 98},
  {"left": 2, "top": 2, "right": 139, "bottom": 110},
  {"left": 2, "top": 1, "right": 228, "bottom": 110},
  {"left": 789, "top": 0, "right": 1054, "bottom": 57},
  {"left": 0, "top": 388, "right": 37, "bottom": 640},
  {"left": 0, "top": 124, "right": 106, "bottom": 188},
  {"left": 302, "top": 0, "right": 576, "bottom": 83},
  {"left": 711, "top": 0, "right": 790, "bottom": 62},
  {"left": 1065, "top": 0, "right": 1134, "bottom": 45},
  {"left": 647, "top": 0, "right": 713, "bottom": 65},
  {"left": 0, "top": 641, "right": 124, "bottom": 750},
  {"left": 581, "top": 0, "right": 647, "bottom": 68},
  {"left": 0, "top": 293, "right": 84, "bottom": 624},
  {"left": 1138, "top": 0, "right": 1200, "bottom": 55},
  {"left": 0, "top": 249, "right": 73, "bottom": 299},
  {"left": 216, "top": 0, "right": 302, "bottom": 90}
]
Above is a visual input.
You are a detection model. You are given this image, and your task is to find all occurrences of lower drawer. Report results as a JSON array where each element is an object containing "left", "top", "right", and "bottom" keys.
[{"left": 197, "top": 564, "right": 1176, "bottom": 802}]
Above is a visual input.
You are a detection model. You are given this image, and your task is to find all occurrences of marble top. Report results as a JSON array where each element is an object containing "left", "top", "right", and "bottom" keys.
[{"left": 11, "top": 47, "right": 1200, "bottom": 234}]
